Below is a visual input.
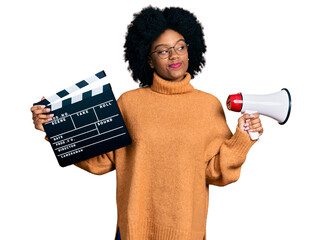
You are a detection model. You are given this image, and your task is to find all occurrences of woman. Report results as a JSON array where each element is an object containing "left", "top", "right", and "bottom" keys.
[{"left": 31, "top": 6, "right": 263, "bottom": 240}]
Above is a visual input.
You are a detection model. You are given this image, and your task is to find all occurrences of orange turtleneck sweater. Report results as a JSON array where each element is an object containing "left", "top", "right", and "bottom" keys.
[{"left": 74, "top": 72, "right": 256, "bottom": 240}]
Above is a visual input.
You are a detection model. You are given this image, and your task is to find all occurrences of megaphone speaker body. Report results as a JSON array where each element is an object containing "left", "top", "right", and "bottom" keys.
[{"left": 227, "top": 89, "right": 292, "bottom": 140}]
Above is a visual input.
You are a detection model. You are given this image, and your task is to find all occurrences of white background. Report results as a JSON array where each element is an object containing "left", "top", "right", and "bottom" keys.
[{"left": 1, "top": 0, "right": 321, "bottom": 239}]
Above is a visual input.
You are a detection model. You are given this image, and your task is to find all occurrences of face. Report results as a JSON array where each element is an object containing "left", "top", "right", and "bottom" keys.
[{"left": 148, "top": 29, "right": 189, "bottom": 82}]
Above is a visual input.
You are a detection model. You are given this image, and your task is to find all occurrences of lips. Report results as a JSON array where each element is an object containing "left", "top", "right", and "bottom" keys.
[{"left": 169, "top": 63, "right": 182, "bottom": 69}]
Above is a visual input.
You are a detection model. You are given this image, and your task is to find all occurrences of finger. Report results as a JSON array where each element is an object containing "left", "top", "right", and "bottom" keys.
[
  {"left": 249, "top": 118, "right": 261, "bottom": 126},
  {"left": 30, "top": 96, "right": 48, "bottom": 112},
  {"left": 32, "top": 109, "right": 52, "bottom": 122},
  {"left": 248, "top": 113, "right": 260, "bottom": 119},
  {"left": 250, "top": 126, "right": 264, "bottom": 136},
  {"left": 247, "top": 117, "right": 262, "bottom": 124},
  {"left": 241, "top": 114, "right": 258, "bottom": 122},
  {"left": 31, "top": 107, "right": 51, "bottom": 116},
  {"left": 39, "top": 113, "right": 54, "bottom": 119},
  {"left": 35, "top": 123, "right": 45, "bottom": 132},
  {"left": 32, "top": 108, "right": 52, "bottom": 116},
  {"left": 30, "top": 104, "right": 46, "bottom": 112},
  {"left": 238, "top": 113, "right": 251, "bottom": 124},
  {"left": 249, "top": 117, "right": 261, "bottom": 127},
  {"left": 34, "top": 118, "right": 52, "bottom": 131},
  {"left": 251, "top": 113, "right": 260, "bottom": 118},
  {"left": 34, "top": 118, "right": 50, "bottom": 125},
  {"left": 238, "top": 113, "right": 260, "bottom": 131},
  {"left": 238, "top": 114, "right": 251, "bottom": 130},
  {"left": 250, "top": 123, "right": 262, "bottom": 130},
  {"left": 35, "top": 114, "right": 53, "bottom": 122},
  {"left": 33, "top": 113, "right": 54, "bottom": 122},
  {"left": 35, "top": 124, "right": 45, "bottom": 132}
]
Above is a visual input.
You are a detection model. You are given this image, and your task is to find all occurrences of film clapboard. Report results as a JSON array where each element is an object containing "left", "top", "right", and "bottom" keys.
[{"left": 34, "top": 71, "right": 131, "bottom": 167}]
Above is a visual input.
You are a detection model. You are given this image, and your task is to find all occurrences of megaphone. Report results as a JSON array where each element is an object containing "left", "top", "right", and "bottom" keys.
[{"left": 226, "top": 88, "right": 292, "bottom": 140}]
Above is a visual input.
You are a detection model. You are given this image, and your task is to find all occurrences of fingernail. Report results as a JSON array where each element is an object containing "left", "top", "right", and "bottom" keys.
[
  {"left": 245, "top": 127, "right": 249, "bottom": 131},
  {"left": 244, "top": 123, "right": 249, "bottom": 127},
  {"left": 41, "top": 105, "right": 46, "bottom": 109},
  {"left": 47, "top": 118, "right": 52, "bottom": 121},
  {"left": 246, "top": 119, "right": 250, "bottom": 123},
  {"left": 250, "top": 114, "right": 255, "bottom": 118},
  {"left": 46, "top": 108, "right": 51, "bottom": 112},
  {"left": 49, "top": 114, "right": 54, "bottom": 117}
]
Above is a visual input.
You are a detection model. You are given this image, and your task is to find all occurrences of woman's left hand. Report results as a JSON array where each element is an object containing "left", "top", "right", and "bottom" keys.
[{"left": 238, "top": 113, "right": 264, "bottom": 137}]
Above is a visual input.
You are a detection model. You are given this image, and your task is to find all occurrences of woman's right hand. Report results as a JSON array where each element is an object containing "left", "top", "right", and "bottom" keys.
[{"left": 30, "top": 97, "right": 54, "bottom": 132}]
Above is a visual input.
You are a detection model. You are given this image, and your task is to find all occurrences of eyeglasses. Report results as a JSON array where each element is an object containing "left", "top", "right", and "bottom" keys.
[{"left": 150, "top": 40, "right": 189, "bottom": 59}]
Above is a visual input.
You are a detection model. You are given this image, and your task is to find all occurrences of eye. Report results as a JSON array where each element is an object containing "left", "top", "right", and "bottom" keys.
[
  {"left": 176, "top": 43, "right": 187, "bottom": 52},
  {"left": 158, "top": 49, "right": 169, "bottom": 54}
]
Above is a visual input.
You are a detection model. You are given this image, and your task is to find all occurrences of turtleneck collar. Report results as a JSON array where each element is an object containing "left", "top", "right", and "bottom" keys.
[{"left": 150, "top": 72, "right": 194, "bottom": 95}]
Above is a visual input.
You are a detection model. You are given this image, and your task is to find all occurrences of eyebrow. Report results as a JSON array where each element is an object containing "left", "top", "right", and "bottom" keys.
[{"left": 153, "top": 39, "right": 185, "bottom": 50}]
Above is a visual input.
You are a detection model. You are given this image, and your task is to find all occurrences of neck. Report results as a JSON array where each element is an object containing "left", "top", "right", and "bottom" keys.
[{"left": 150, "top": 72, "right": 194, "bottom": 95}]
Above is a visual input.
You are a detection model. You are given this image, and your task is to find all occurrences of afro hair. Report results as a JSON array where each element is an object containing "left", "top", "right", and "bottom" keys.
[{"left": 124, "top": 6, "right": 207, "bottom": 87}]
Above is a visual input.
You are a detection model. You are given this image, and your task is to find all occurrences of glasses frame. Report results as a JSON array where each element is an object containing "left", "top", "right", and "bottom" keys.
[{"left": 150, "top": 40, "right": 189, "bottom": 59}]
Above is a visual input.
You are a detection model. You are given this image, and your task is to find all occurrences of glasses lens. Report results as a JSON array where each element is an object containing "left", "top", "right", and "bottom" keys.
[
  {"left": 174, "top": 41, "right": 188, "bottom": 56},
  {"left": 156, "top": 46, "right": 170, "bottom": 59},
  {"left": 154, "top": 41, "right": 188, "bottom": 59}
]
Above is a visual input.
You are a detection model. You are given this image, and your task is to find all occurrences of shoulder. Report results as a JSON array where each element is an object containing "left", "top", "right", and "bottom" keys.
[
  {"left": 116, "top": 87, "right": 149, "bottom": 112},
  {"left": 193, "top": 89, "right": 223, "bottom": 107},
  {"left": 192, "top": 89, "right": 228, "bottom": 121},
  {"left": 117, "top": 88, "right": 146, "bottom": 102}
]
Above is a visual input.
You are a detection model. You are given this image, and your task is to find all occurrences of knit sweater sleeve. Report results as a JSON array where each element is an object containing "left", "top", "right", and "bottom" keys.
[
  {"left": 205, "top": 98, "right": 256, "bottom": 186},
  {"left": 73, "top": 94, "right": 130, "bottom": 174},
  {"left": 44, "top": 135, "right": 115, "bottom": 175},
  {"left": 74, "top": 96, "right": 129, "bottom": 176},
  {"left": 73, "top": 92, "right": 133, "bottom": 174},
  {"left": 74, "top": 151, "right": 115, "bottom": 175}
]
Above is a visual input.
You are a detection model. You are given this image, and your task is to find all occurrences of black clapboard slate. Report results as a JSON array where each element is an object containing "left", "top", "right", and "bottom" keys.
[{"left": 34, "top": 71, "right": 131, "bottom": 167}]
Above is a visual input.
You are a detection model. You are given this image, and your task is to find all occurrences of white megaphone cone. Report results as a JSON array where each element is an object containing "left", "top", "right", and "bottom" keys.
[{"left": 226, "top": 89, "right": 292, "bottom": 140}]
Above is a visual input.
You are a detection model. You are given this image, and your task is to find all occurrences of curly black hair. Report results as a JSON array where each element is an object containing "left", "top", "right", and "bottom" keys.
[{"left": 124, "top": 6, "right": 207, "bottom": 87}]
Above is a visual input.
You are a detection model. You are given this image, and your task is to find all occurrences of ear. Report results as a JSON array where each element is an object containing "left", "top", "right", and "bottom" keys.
[{"left": 148, "top": 56, "right": 154, "bottom": 69}]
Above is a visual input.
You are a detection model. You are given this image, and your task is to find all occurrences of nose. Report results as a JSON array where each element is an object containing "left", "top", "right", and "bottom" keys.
[{"left": 169, "top": 47, "right": 179, "bottom": 59}]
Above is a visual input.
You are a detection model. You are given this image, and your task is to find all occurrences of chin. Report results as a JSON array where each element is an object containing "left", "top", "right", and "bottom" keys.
[{"left": 166, "top": 69, "right": 187, "bottom": 81}]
